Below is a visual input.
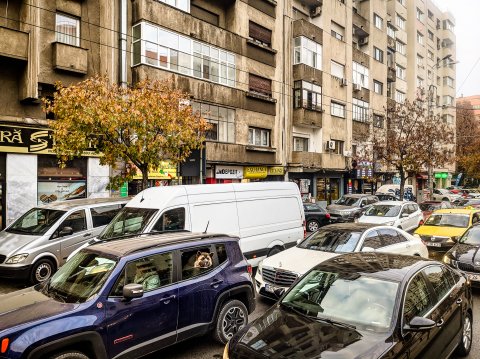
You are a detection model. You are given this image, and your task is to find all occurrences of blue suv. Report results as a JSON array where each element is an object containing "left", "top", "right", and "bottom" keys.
[{"left": 0, "top": 232, "right": 255, "bottom": 359}]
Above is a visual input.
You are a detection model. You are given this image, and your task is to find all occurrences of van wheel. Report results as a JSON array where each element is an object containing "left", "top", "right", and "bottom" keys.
[
  {"left": 267, "top": 246, "right": 283, "bottom": 257},
  {"left": 50, "top": 351, "right": 90, "bottom": 359},
  {"left": 213, "top": 300, "right": 248, "bottom": 344},
  {"left": 306, "top": 220, "right": 320, "bottom": 232},
  {"left": 456, "top": 312, "right": 472, "bottom": 356},
  {"left": 30, "top": 258, "right": 56, "bottom": 284}
]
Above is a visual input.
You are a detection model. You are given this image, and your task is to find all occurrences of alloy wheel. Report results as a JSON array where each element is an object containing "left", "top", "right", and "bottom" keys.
[
  {"left": 222, "top": 306, "right": 246, "bottom": 340},
  {"left": 463, "top": 315, "right": 472, "bottom": 351}
]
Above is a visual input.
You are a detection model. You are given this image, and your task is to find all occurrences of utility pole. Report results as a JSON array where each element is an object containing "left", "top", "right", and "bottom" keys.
[{"left": 427, "top": 84, "right": 436, "bottom": 199}]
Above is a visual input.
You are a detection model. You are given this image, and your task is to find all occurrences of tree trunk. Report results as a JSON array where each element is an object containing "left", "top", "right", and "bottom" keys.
[
  {"left": 399, "top": 166, "right": 405, "bottom": 201},
  {"left": 141, "top": 166, "right": 149, "bottom": 192}
]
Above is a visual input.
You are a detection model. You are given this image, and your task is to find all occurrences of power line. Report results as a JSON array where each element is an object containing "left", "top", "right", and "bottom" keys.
[{"left": 456, "top": 55, "right": 480, "bottom": 97}]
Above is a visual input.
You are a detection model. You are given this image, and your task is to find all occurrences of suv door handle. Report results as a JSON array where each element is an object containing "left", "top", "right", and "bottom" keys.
[
  {"left": 436, "top": 319, "right": 444, "bottom": 327},
  {"left": 210, "top": 279, "right": 224, "bottom": 288},
  {"left": 83, "top": 233, "right": 92, "bottom": 237},
  {"left": 160, "top": 295, "right": 176, "bottom": 304},
  {"left": 456, "top": 298, "right": 463, "bottom": 305}
]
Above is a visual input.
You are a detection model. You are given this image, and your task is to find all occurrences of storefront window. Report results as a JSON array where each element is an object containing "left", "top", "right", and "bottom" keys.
[{"left": 317, "top": 178, "right": 341, "bottom": 204}]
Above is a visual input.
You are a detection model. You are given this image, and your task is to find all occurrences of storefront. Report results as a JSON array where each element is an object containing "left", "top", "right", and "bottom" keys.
[
  {"left": 128, "top": 162, "right": 179, "bottom": 195},
  {"left": 316, "top": 175, "right": 342, "bottom": 205},
  {"left": 207, "top": 165, "right": 285, "bottom": 184}
]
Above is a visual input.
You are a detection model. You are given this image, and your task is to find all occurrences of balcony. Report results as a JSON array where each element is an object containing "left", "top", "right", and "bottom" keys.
[
  {"left": 293, "top": 64, "right": 323, "bottom": 83},
  {"left": 352, "top": 11, "right": 369, "bottom": 40},
  {"left": 387, "top": 66, "right": 396, "bottom": 82},
  {"left": 293, "top": 19, "right": 323, "bottom": 44},
  {"left": 352, "top": 121, "right": 370, "bottom": 141},
  {"left": 0, "top": 26, "right": 28, "bottom": 61},
  {"left": 206, "top": 142, "right": 276, "bottom": 164},
  {"left": 387, "top": 36, "right": 396, "bottom": 51},
  {"left": 52, "top": 42, "right": 88, "bottom": 74},
  {"left": 245, "top": 0, "right": 277, "bottom": 18},
  {"left": 322, "top": 153, "right": 345, "bottom": 170},
  {"left": 291, "top": 151, "right": 322, "bottom": 169},
  {"left": 293, "top": 108, "right": 322, "bottom": 128}
]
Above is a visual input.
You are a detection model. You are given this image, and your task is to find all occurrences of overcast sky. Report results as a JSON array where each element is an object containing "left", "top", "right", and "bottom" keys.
[{"left": 433, "top": 0, "right": 480, "bottom": 98}]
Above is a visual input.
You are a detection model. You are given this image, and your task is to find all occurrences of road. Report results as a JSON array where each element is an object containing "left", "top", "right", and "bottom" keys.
[{"left": 0, "top": 279, "right": 478, "bottom": 359}]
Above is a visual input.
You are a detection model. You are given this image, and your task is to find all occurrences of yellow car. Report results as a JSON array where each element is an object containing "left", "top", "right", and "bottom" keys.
[{"left": 414, "top": 208, "right": 480, "bottom": 257}]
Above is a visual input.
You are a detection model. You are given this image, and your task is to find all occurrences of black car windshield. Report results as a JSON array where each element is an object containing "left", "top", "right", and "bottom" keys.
[
  {"left": 41, "top": 251, "right": 117, "bottom": 303},
  {"left": 424, "top": 214, "right": 470, "bottom": 228},
  {"left": 282, "top": 269, "right": 398, "bottom": 332},
  {"left": 460, "top": 227, "right": 480, "bottom": 245},
  {"left": 304, "top": 204, "right": 324, "bottom": 212},
  {"left": 6, "top": 208, "right": 66, "bottom": 235},
  {"left": 364, "top": 205, "right": 401, "bottom": 217},
  {"left": 336, "top": 196, "right": 359, "bottom": 206},
  {"left": 298, "top": 229, "right": 362, "bottom": 253},
  {"left": 99, "top": 207, "right": 158, "bottom": 239}
]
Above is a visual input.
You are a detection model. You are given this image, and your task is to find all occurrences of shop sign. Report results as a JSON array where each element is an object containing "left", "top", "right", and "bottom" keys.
[
  {"left": 119, "top": 182, "right": 128, "bottom": 197},
  {"left": 0, "top": 123, "right": 100, "bottom": 156},
  {"left": 244, "top": 166, "right": 268, "bottom": 179},
  {"left": 267, "top": 167, "right": 284, "bottom": 176},
  {"left": 131, "top": 162, "right": 177, "bottom": 180},
  {"left": 38, "top": 181, "right": 86, "bottom": 205},
  {"left": 215, "top": 165, "right": 243, "bottom": 179},
  {"left": 435, "top": 172, "right": 448, "bottom": 179}
]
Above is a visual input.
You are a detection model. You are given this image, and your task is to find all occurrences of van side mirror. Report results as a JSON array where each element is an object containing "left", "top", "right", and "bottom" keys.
[
  {"left": 123, "top": 283, "right": 144, "bottom": 300},
  {"left": 404, "top": 316, "right": 436, "bottom": 331},
  {"left": 59, "top": 226, "right": 73, "bottom": 237}
]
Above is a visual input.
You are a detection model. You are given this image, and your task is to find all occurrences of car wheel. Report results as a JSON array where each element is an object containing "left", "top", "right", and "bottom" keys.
[
  {"left": 455, "top": 312, "right": 472, "bottom": 357},
  {"left": 307, "top": 219, "right": 320, "bottom": 232},
  {"left": 267, "top": 246, "right": 283, "bottom": 257},
  {"left": 213, "top": 299, "right": 248, "bottom": 344},
  {"left": 49, "top": 351, "right": 90, "bottom": 359},
  {"left": 442, "top": 197, "right": 449, "bottom": 201},
  {"left": 30, "top": 258, "right": 56, "bottom": 284}
]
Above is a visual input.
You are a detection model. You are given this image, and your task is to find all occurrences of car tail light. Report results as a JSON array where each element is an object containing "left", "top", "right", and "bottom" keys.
[
  {"left": 325, "top": 213, "right": 331, "bottom": 219},
  {"left": 247, "top": 264, "right": 253, "bottom": 277},
  {"left": 303, "top": 220, "right": 306, "bottom": 237},
  {"left": 1, "top": 338, "right": 9, "bottom": 354}
]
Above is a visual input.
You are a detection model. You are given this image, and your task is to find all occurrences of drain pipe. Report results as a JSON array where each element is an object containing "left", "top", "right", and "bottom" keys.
[{"left": 119, "top": 0, "right": 127, "bottom": 87}]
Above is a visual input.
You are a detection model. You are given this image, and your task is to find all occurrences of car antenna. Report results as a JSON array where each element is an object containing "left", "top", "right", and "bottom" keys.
[{"left": 203, "top": 220, "right": 210, "bottom": 234}]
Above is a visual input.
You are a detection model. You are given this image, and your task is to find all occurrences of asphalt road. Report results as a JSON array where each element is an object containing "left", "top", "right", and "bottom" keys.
[{"left": 0, "top": 279, "right": 478, "bottom": 359}]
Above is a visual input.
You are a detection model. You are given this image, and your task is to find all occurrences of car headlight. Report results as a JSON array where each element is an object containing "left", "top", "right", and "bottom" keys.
[
  {"left": 257, "top": 260, "right": 263, "bottom": 276},
  {"left": 223, "top": 341, "right": 229, "bottom": 359},
  {"left": 443, "top": 255, "right": 451, "bottom": 264},
  {"left": 384, "top": 221, "right": 395, "bottom": 226},
  {"left": 5, "top": 253, "right": 29, "bottom": 264}
]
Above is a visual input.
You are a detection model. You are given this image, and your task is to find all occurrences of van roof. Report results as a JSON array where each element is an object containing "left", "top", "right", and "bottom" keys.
[{"left": 38, "top": 197, "right": 130, "bottom": 210}]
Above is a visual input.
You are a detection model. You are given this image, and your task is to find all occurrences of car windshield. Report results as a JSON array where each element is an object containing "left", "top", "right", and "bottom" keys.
[
  {"left": 424, "top": 214, "right": 470, "bottom": 228},
  {"left": 364, "top": 205, "right": 401, "bottom": 217},
  {"left": 281, "top": 269, "right": 398, "bottom": 332},
  {"left": 40, "top": 251, "right": 117, "bottom": 303},
  {"left": 304, "top": 204, "right": 324, "bottom": 212},
  {"left": 419, "top": 203, "right": 438, "bottom": 211},
  {"left": 100, "top": 207, "right": 158, "bottom": 240},
  {"left": 336, "top": 196, "right": 359, "bottom": 206},
  {"left": 6, "top": 208, "right": 66, "bottom": 235},
  {"left": 459, "top": 227, "right": 480, "bottom": 245},
  {"left": 298, "top": 229, "right": 362, "bottom": 253}
]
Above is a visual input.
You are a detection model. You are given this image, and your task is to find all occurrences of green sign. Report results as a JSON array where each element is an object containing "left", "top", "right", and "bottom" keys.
[
  {"left": 434, "top": 172, "right": 448, "bottom": 179},
  {"left": 120, "top": 182, "right": 128, "bottom": 197}
]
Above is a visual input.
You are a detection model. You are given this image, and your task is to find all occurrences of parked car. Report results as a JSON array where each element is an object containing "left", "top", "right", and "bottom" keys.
[
  {"left": 375, "top": 184, "right": 416, "bottom": 201},
  {"left": 453, "top": 198, "right": 480, "bottom": 209},
  {"left": 255, "top": 223, "right": 428, "bottom": 300},
  {"left": 414, "top": 208, "right": 480, "bottom": 259},
  {"left": 432, "top": 188, "right": 461, "bottom": 202},
  {"left": 376, "top": 193, "right": 398, "bottom": 201},
  {"left": 358, "top": 201, "right": 423, "bottom": 231},
  {"left": 227, "top": 252, "right": 473, "bottom": 359},
  {"left": 0, "top": 232, "right": 255, "bottom": 359},
  {"left": 326, "top": 194, "right": 378, "bottom": 223},
  {"left": 303, "top": 203, "right": 330, "bottom": 232},
  {"left": 444, "top": 224, "right": 480, "bottom": 287},
  {"left": 419, "top": 201, "right": 452, "bottom": 221},
  {"left": 0, "top": 197, "right": 128, "bottom": 284},
  {"left": 70, "top": 182, "right": 304, "bottom": 267}
]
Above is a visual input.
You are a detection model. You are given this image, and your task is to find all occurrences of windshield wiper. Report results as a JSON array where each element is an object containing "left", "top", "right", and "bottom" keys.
[
  {"left": 314, "top": 316, "right": 357, "bottom": 330},
  {"left": 281, "top": 302, "right": 310, "bottom": 317}
]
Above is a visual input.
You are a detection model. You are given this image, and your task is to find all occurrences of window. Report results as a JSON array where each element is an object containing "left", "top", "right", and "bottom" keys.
[
  {"left": 428, "top": 10, "right": 434, "bottom": 20},
  {"left": 443, "top": 95, "right": 454, "bottom": 106},
  {"left": 132, "top": 22, "right": 236, "bottom": 87},
  {"left": 248, "top": 127, "right": 270, "bottom": 147},
  {"left": 374, "top": 14, "right": 383, "bottom": 29},
  {"left": 90, "top": 204, "right": 124, "bottom": 228},
  {"left": 444, "top": 76, "right": 454, "bottom": 88},
  {"left": 152, "top": 207, "right": 185, "bottom": 231},
  {"left": 353, "top": 98, "right": 369, "bottom": 123},
  {"left": 293, "top": 137, "right": 309, "bottom": 152},
  {"left": 396, "top": 64, "right": 406, "bottom": 80},
  {"left": 373, "top": 114, "right": 384, "bottom": 128},
  {"left": 378, "top": 228, "right": 406, "bottom": 246},
  {"left": 332, "top": 139, "right": 344, "bottom": 155},
  {"left": 373, "top": 80, "right": 383, "bottom": 95},
  {"left": 396, "top": 40, "right": 406, "bottom": 55},
  {"left": 396, "top": 14, "right": 406, "bottom": 30},
  {"left": 444, "top": 20, "right": 454, "bottom": 32},
  {"left": 417, "top": 32, "right": 424, "bottom": 45},
  {"left": 428, "top": 30, "right": 434, "bottom": 41},
  {"left": 387, "top": 24, "right": 396, "bottom": 39},
  {"left": 294, "top": 36, "right": 322, "bottom": 70},
  {"left": 158, "top": 0, "right": 189, "bottom": 12},
  {"left": 249, "top": 74, "right": 272, "bottom": 97},
  {"left": 423, "top": 265, "right": 453, "bottom": 300},
  {"left": 294, "top": 80, "right": 322, "bottom": 111},
  {"left": 192, "top": 102, "right": 235, "bottom": 143},
  {"left": 362, "top": 230, "right": 383, "bottom": 249},
  {"left": 444, "top": 114, "right": 454, "bottom": 124},
  {"left": 397, "top": 0, "right": 405, "bottom": 6},
  {"left": 249, "top": 21, "right": 272, "bottom": 47},
  {"left": 352, "top": 62, "right": 369, "bottom": 89},
  {"left": 396, "top": 90, "right": 406, "bottom": 103},
  {"left": 427, "top": 50, "right": 434, "bottom": 61},
  {"left": 331, "top": 21, "right": 345, "bottom": 41},
  {"left": 55, "top": 13, "right": 80, "bottom": 46},
  {"left": 331, "top": 102, "right": 345, "bottom": 118},
  {"left": 428, "top": 70, "right": 432, "bottom": 80},
  {"left": 54, "top": 210, "right": 87, "bottom": 238},
  {"left": 403, "top": 273, "right": 434, "bottom": 324},
  {"left": 416, "top": 77, "right": 424, "bottom": 88},
  {"left": 373, "top": 47, "right": 384, "bottom": 63},
  {"left": 331, "top": 61, "right": 345, "bottom": 80},
  {"left": 416, "top": 54, "right": 424, "bottom": 67},
  {"left": 416, "top": 8, "right": 424, "bottom": 22}
]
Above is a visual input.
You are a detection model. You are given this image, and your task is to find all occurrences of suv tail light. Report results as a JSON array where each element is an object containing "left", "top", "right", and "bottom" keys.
[
  {"left": 325, "top": 213, "right": 331, "bottom": 219},
  {"left": 247, "top": 264, "right": 253, "bottom": 277},
  {"left": 1, "top": 338, "right": 9, "bottom": 354}
]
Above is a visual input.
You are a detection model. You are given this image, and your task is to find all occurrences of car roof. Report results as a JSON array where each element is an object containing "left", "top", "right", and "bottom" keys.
[
  {"left": 321, "top": 222, "right": 377, "bottom": 231},
  {"left": 434, "top": 208, "right": 480, "bottom": 215},
  {"left": 374, "top": 200, "right": 409, "bottom": 205},
  {"left": 343, "top": 194, "right": 373, "bottom": 198},
  {"left": 87, "top": 232, "right": 237, "bottom": 257},
  {"left": 37, "top": 197, "right": 131, "bottom": 210},
  {"left": 420, "top": 201, "right": 443, "bottom": 204}
]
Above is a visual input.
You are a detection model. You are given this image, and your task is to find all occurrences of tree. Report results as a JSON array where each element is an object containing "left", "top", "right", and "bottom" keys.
[
  {"left": 373, "top": 93, "right": 454, "bottom": 200},
  {"left": 456, "top": 101, "right": 480, "bottom": 182},
  {"left": 44, "top": 76, "right": 210, "bottom": 190}
]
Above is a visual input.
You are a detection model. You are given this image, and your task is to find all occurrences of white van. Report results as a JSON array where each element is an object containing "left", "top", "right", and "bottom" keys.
[{"left": 74, "top": 182, "right": 305, "bottom": 266}]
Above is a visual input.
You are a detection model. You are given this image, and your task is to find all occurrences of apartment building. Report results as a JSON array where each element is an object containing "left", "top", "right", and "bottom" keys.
[{"left": 457, "top": 95, "right": 480, "bottom": 121}]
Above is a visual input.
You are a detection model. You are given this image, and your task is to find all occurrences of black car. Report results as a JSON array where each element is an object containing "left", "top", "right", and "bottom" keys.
[
  {"left": 303, "top": 203, "right": 331, "bottom": 232},
  {"left": 444, "top": 224, "right": 480, "bottom": 287},
  {"left": 226, "top": 252, "right": 473, "bottom": 359}
]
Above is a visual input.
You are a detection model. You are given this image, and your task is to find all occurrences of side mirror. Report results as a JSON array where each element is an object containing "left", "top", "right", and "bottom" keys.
[
  {"left": 274, "top": 287, "right": 286, "bottom": 298},
  {"left": 404, "top": 316, "right": 436, "bottom": 331},
  {"left": 362, "top": 246, "right": 375, "bottom": 252},
  {"left": 59, "top": 226, "right": 73, "bottom": 237},
  {"left": 123, "top": 283, "right": 144, "bottom": 300}
]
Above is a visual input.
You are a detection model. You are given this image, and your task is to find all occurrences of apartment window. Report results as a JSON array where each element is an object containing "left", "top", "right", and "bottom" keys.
[
  {"left": 249, "top": 21, "right": 272, "bottom": 47},
  {"left": 249, "top": 74, "right": 272, "bottom": 97},
  {"left": 293, "top": 137, "right": 309, "bottom": 152},
  {"left": 331, "top": 140, "right": 344, "bottom": 155},
  {"left": 396, "top": 14, "right": 406, "bottom": 30},
  {"left": 427, "top": 50, "right": 434, "bottom": 61},
  {"left": 397, "top": 0, "right": 405, "bottom": 6},
  {"left": 387, "top": 24, "right": 396, "bottom": 39},
  {"left": 416, "top": 8, "right": 424, "bottom": 22},
  {"left": 428, "top": 70, "right": 432, "bottom": 80},
  {"left": 158, "top": 0, "right": 189, "bottom": 12},
  {"left": 416, "top": 77, "right": 424, "bottom": 88},
  {"left": 444, "top": 20, "right": 454, "bottom": 32},
  {"left": 396, "top": 40, "right": 406, "bottom": 55},
  {"left": 373, "top": 47, "right": 384, "bottom": 63},
  {"left": 373, "top": 80, "right": 383, "bottom": 95},
  {"left": 374, "top": 14, "right": 383, "bottom": 29},
  {"left": 396, "top": 90, "right": 406, "bottom": 103},
  {"left": 331, "top": 102, "right": 346, "bottom": 118},
  {"left": 55, "top": 13, "right": 80, "bottom": 46},
  {"left": 132, "top": 22, "right": 236, "bottom": 87},
  {"left": 444, "top": 114, "right": 454, "bottom": 124},
  {"left": 437, "top": 76, "right": 441, "bottom": 86},
  {"left": 294, "top": 36, "right": 322, "bottom": 70},
  {"left": 396, "top": 64, "right": 406, "bottom": 80},
  {"left": 294, "top": 81, "right": 322, "bottom": 111},
  {"left": 248, "top": 127, "right": 270, "bottom": 147},
  {"left": 444, "top": 76, "right": 454, "bottom": 88},
  {"left": 192, "top": 102, "right": 235, "bottom": 143},
  {"left": 417, "top": 54, "right": 424, "bottom": 67},
  {"left": 353, "top": 98, "right": 369, "bottom": 123},
  {"left": 428, "top": 30, "right": 434, "bottom": 41},
  {"left": 331, "top": 60, "right": 345, "bottom": 79},
  {"left": 353, "top": 62, "right": 369, "bottom": 89},
  {"left": 331, "top": 21, "right": 345, "bottom": 41},
  {"left": 443, "top": 95, "right": 454, "bottom": 106},
  {"left": 417, "top": 32, "right": 424, "bottom": 45},
  {"left": 373, "top": 114, "right": 384, "bottom": 128},
  {"left": 428, "top": 10, "right": 434, "bottom": 20}
]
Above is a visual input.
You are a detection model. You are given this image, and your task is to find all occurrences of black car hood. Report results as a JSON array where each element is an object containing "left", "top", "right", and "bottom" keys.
[
  {"left": 451, "top": 243, "right": 480, "bottom": 264},
  {"left": 230, "top": 305, "right": 392, "bottom": 359}
]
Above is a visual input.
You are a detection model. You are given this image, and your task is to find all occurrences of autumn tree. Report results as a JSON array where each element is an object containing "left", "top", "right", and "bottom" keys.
[
  {"left": 44, "top": 76, "right": 210, "bottom": 190},
  {"left": 373, "top": 93, "right": 454, "bottom": 199},
  {"left": 456, "top": 101, "right": 480, "bottom": 181}
]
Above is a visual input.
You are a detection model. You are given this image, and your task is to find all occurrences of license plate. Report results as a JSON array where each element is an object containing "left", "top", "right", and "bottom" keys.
[
  {"left": 427, "top": 242, "right": 441, "bottom": 247},
  {"left": 468, "top": 273, "right": 480, "bottom": 281},
  {"left": 265, "top": 284, "right": 279, "bottom": 294}
]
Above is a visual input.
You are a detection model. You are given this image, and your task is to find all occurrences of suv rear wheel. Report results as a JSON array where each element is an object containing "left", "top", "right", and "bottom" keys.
[
  {"left": 306, "top": 219, "right": 320, "bottom": 232},
  {"left": 30, "top": 258, "right": 56, "bottom": 284},
  {"left": 50, "top": 351, "right": 90, "bottom": 359},
  {"left": 213, "top": 299, "right": 248, "bottom": 344}
]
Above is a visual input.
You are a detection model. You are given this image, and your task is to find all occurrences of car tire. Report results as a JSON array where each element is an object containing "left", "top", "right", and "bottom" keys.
[
  {"left": 306, "top": 219, "right": 320, "bottom": 232},
  {"left": 30, "top": 258, "right": 56, "bottom": 284},
  {"left": 213, "top": 299, "right": 248, "bottom": 344},
  {"left": 49, "top": 351, "right": 90, "bottom": 359},
  {"left": 455, "top": 312, "right": 472, "bottom": 357},
  {"left": 442, "top": 197, "right": 449, "bottom": 201},
  {"left": 267, "top": 246, "right": 283, "bottom": 257}
]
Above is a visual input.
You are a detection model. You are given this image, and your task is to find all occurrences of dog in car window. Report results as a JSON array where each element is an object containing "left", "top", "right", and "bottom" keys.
[{"left": 193, "top": 251, "right": 214, "bottom": 269}]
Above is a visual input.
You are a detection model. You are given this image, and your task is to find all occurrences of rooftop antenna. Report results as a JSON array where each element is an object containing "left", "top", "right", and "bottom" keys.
[{"left": 203, "top": 220, "right": 210, "bottom": 234}]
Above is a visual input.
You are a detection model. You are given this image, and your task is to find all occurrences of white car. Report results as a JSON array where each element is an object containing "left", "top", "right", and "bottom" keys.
[
  {"left": 358, "top": 201, "right": 424, "bottom": 231},
  {"left": 255, "top": 223, "right": 428, "bottom": 299},
  {"left": 432, "top": 188, "right": 461, "bottom": 202}
]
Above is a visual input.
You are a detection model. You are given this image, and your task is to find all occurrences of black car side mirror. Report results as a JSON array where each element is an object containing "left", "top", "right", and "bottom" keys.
[
  {"left": 59, "top": 226, "right": 74, "bottom": 237},
  {"left": 123, "top": 283, "right": 144, "bottom": 300},
  {"left": 404, "top": 316, "right": 436, "bottom": 331},
  {"left": 274, "top": 287, "right": 286, "bottom": 298}
]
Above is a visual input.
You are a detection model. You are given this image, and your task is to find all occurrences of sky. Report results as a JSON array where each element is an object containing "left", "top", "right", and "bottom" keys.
[{"left": 433, "top": 0, "right": 480, "bottom": 98}]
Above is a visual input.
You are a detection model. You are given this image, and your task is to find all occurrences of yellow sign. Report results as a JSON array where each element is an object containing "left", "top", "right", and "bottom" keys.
[
  {"left": 244, "top": 166, "right": 268, "bottom": 179},
  {"left": 132, "top": 161, "right": 177, "bottom": 180},
  {"left": 267, "top": 166, "right": 284, "bottom": 176}
]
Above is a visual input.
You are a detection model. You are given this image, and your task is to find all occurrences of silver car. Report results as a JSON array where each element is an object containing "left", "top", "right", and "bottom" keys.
[{"left": 0, "top": 197, "right": 128, "bottom": 284}]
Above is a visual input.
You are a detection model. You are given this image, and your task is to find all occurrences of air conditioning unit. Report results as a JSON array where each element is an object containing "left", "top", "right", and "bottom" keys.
[
  {"left": 327, "top": 140, "right": 336, "bottom": 150},
  {"left": 310, "top": 6, "right": 322, "bottom": 18},
  {"left": 359, "top": 37, "right": 369, "bottom": 46},
  {"left": 353, "top": 83, "right": 362, "bottom": 91},
  {"left": 340, "top": 78, "right": 348, "bottom": 87}
]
